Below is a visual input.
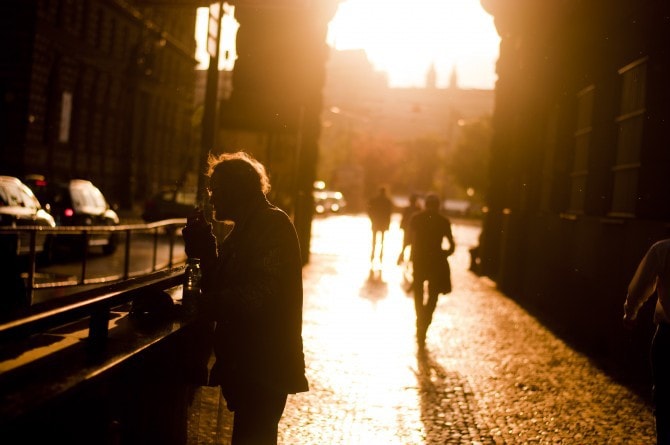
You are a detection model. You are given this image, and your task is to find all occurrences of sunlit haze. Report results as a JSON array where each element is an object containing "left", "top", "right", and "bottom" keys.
[
  {"left": 195, "top": 1, "right": 499, "bottom": 89},
  {"left": 327, "top": 0, "right": 500, "bottom": 89}
]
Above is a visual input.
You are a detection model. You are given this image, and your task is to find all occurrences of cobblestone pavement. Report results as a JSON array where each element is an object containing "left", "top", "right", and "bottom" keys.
[{"left": 191, "top": 214, "right": 656, "bottom": 445}]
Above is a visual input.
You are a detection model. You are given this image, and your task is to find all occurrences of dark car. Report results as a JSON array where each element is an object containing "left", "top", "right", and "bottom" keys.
[
  {"left": 26, "top": 177, "right": 120, "bottom": 256},
  {"left": 313, "top": 189, "right": 346, "bottom": 214},
  {"left": 142, "top": 188, "right": 197, "bottom": 222},
  {"left": 0, "top": 175, "right": 56, "bottom": 258}
]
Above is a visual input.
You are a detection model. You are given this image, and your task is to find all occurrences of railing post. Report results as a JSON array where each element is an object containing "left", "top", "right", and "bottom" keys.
[
  {"left": 123, "top": 228, "right": 131, "bottom": 280},
  {"left": 80, "top": 231, "right": 90, "bottom": 284},
  {"left": 152, "top": 227, "right": 159, "bottom": 272},
  {"left": 26, "top": 231, "right": 37, "bottom": 306},
  {"left": 168, "top": 226, "right": 175, "bottom": 269}
]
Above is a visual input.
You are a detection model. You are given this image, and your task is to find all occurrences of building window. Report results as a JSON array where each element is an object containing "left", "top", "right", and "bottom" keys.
[
  {"left": 610, "top": 57, "right": 647, "bottom": 216},
  {"left": 568, "top": 85, "right": 594, "bottom": 214}
]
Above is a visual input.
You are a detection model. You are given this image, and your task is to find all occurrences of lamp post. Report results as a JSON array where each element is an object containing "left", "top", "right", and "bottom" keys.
[{"left": 197, "top": 1, "right": 224, "bottom": 205}]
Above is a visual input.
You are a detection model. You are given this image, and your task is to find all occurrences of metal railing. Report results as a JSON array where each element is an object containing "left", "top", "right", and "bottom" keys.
[
  {"left": 0, "top": 266, "right": 191, "bottom": 437},
  {"left": 0, "top": 266, "right": 186, "bottom": 345},
  {"left": 0, "top": 220, "right": 199, "bottom": 442},
  {"left": 0, "top": 219, "right": 187, "bottom": 303}
]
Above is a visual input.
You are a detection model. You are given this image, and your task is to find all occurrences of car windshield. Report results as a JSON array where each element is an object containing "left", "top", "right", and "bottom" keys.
[
  {"left": 71, "top": 186, "right": 106, "bottom": 209},
  {"left": 0, "top": 185, "right": 19, "bottom": 206},
  {"left": 0, "top": 182, "right": 40, "bottom": 210}
]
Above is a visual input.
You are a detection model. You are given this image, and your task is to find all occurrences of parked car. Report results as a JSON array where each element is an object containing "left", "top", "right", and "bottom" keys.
[
  {"left": 0, "top": 175, "right": 56, "bottom": 258},
  {"left": 443, "top": 199, "right": 472, "bottom": 216},
  {"left": 26, "top": 177, "right": 120, "bottom": 256},
  {"left": 142, "top": 188, "right": 197, "bottom": 222},
  {"left": 313, "top": 190, "right": 346, "bottom": 214}
]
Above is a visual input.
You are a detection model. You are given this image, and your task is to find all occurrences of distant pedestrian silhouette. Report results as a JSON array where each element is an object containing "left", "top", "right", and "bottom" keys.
[
  {"left": 397, "top": 193, "right": 422, "bottom": 265},
  {"left": 624, "top": 239, "right": 670, "bottom": 445},
  {"left": 408, "top": 193, "right": 455, "bottom": 347},
  {"left": 367, "top": 186, "right": 393, "bottom": 267}
]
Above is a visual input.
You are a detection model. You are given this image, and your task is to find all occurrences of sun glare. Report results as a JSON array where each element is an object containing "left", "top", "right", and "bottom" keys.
[
  {"left": 193, "top": 1, "right": 499, "bottom": 89},
  {"left": 327, "top": 0, "right": 500, "bottom": 89}
]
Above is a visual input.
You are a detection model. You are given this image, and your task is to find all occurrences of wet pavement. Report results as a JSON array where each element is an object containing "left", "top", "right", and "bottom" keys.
[{"left": 189, "top": 214, "right": 656, "bottom": 444}]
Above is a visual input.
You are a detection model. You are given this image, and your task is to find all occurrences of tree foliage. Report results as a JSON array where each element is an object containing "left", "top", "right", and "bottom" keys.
[
  {"left": 397, "top": 137, "right": 443, "bottom": 194},
  {"left": 447, "top": 116, "right": 492, "bottom": 199},
  {"left": 317, "top": 112, "right": 492, "bottom": 208}
]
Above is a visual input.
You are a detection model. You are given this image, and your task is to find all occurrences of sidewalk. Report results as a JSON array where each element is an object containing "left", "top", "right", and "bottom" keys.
[{"left": 189, "top": 214, "right": 655, "bottom": 444}]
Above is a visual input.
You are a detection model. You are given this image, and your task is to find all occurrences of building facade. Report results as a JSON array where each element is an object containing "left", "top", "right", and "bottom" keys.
[
  {"left": 480, "top": 0, "right": 670, "bottom": 389},
  {"left": 0, "top": 0, "right": 200, "bottom": 210},
  {"left": 1, "top": 0, "right": 341, "bottom": 261}
]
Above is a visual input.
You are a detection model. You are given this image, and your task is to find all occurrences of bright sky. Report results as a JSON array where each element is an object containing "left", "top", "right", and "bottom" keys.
[
  {"left": 327, "top": 0, "right": 500, "bottom": 89},
  {"left": 195, "top": 0, "right": 500, "bottom": 89}
]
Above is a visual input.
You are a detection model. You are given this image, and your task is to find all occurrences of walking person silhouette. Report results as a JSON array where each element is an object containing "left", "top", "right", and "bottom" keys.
[
  {"left": 408, "top": 193, "right": 455, "bottom": 347},
  {"left": 367, "top": 186, "right": 393, "bottom": 271}
]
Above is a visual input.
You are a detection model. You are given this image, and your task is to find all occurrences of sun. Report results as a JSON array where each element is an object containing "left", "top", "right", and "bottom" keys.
[{"left": 327, "top": 0, "right": 500, "bottom": 89}]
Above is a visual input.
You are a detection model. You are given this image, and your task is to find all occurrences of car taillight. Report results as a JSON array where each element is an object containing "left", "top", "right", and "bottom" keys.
[{"left": 64, "top": 208, "right": 74, "bottom": 217}]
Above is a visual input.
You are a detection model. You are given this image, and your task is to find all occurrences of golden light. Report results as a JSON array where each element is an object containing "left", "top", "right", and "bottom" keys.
[
  {"left": 195, "top": 3, "right": 239, "bottom": 71},
  {"left": 327, "top": 0, "right": 500, "bottom": 89}
]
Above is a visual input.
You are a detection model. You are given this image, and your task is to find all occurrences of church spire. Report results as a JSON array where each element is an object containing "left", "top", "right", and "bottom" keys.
[{"left": 426, "top": 62, "right": 437, "bottom": 89}]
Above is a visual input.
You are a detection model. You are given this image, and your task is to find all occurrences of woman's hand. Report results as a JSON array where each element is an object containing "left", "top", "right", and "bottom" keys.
[
  {"left": 183, "top": 208, "right": 217, "bottom": 261},
  {"left": 186, "top": 208, "right": 209, "bottom": 229}
]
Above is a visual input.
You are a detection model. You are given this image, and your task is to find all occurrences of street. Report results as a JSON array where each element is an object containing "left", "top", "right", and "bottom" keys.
[{"left": 190, "top": 213, "right": 656, "bottom": 444}]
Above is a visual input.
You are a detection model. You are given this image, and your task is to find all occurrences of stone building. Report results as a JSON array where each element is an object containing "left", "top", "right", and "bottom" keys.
[
  {"left": 0, "top": 0, "right": 200, "bottom": 210},
  {"left": 479, "top": 0, "right": 670, "bottom": 389}
]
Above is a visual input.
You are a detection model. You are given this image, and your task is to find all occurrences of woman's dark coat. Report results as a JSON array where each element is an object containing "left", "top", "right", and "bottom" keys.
[{"left": 184, "top": 198, "right": 309, "bottom": 404}]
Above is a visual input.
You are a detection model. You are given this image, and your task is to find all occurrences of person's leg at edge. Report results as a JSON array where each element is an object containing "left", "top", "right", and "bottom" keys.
[
  {"left": 231, "top": 388, "right": 288, "bottom": 445},
  {"left": 652, "top": 323, "right": 670, "bottom": 445},
  {"left": 423, "top": 282, "right": 439, "bottom": 336},
  {"left": 379, "top": 231, "right": 385, "bottom": 262},
  {"left": 371, "top": 230, "right": 380, "bottom": 262},
  {"left": 412, "top": 280, "right": 426, "bottom": 346}
]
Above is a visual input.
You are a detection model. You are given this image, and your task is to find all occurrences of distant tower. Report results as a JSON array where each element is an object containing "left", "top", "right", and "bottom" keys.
[
  {"left": 448, "top": 66, "right": 459, "bottom": 90},
  {"left": 426, "top": 62, "right": 437, "bottom": 89}
]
